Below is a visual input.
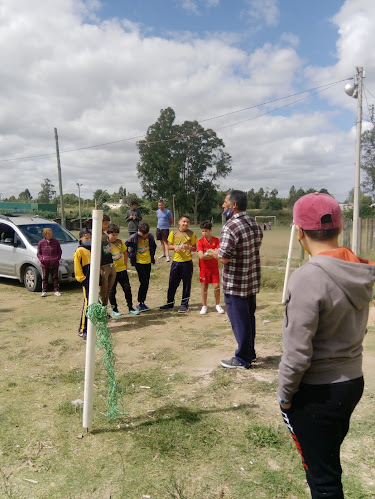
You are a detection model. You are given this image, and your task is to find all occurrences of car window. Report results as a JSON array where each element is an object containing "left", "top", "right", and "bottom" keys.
[
  {"left": 18, "top": 224, "right": 78, "bottom": 246},
  {"left": 0, "top": 223, "right": 15, "bottom": 244}
]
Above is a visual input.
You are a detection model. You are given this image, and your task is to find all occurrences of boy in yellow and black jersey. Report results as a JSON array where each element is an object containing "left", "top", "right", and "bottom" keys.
[
  {"left": 160, "top": 215, "right": 197, "bottom": 313},
  {"left": 74, "top": 229, "right": 92, "bottom": 340}
]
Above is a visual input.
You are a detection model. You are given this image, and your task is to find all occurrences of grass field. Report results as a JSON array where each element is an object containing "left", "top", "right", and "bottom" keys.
[{"left": 0, "top": 226, "right": 374, "bottom": 498}]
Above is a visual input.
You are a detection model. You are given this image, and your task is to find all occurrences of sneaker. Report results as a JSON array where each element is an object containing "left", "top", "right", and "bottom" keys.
[
  {"left": 178, "top": 304, "right": 189, "bottom": 313},
  {"left": 54, "top": 291, "right": 62, "bottom": 297},
  {"left": 166, "top": 255, "right": 170, "bottom": 262},
  {"left": 141, "top": 303, "right": 150, "bottom": 311},
  {"left": 78, "top": 332, "right": 87, "bottom": 340},
  {"left": 41, "top": 291, "right": 47, "bottom": 297},
  {"left": 215, "top": 304, "right": 225, "bottom": 314},
  {"left": 112, "top": 311, "right": 122, "bottom": 317},
  {"left": 129, "top": 308, "right": 140, "bottom": 315},
  {"left": 200, "top": 306, "right": 208, "bottom": 315},
  {"left": 220, "top": 357, "right": 250, "bottom": 369},
  {"left": 158, "top": 254, "right": 166, "bottom": 259},
  {"left": 160, "top": 303, "right": 174, "bottom": 310}
]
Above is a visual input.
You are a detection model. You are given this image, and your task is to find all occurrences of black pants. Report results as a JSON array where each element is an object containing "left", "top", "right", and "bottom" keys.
[
  {"left": 280, "top": 377, "right": 364, "bottom": 499},
  {"left": 135, "top": 263, "right": 151, "bottom": 304},
  {"left": 42, "top": 266, "right": 59, "bottom": 292},
  {"left": 78, "top": 280, "right": 89, "bottom": 334},
  {"left": 109, "top": 270, "right": 133, "bottom": 312},
  {"left": 167, "top": 260, "right": 193, "bottom": 307}
]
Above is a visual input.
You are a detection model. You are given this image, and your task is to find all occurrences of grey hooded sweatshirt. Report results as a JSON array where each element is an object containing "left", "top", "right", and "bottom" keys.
[{"left": 278, "top": 252, "right": 375, "bottom": 403}]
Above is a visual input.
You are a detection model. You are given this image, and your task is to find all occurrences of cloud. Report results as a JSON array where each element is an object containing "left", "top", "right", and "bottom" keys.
[
  {"left": 241, "top": 0, "right": 280, "bottom": 28},
  {"left": 0, "top": 0, "right": 373, "bottom": 205},
  {"left": 280, "top": 32, "right": 299, "bottom": 48},
  {"left": 181, "top": 0, "right": 199, "bottom": 15}
]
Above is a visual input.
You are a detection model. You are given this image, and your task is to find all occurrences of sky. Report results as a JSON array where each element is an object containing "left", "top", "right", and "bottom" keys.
[{"left": 1, "top": 0, "right": 375, "bottom": 203}]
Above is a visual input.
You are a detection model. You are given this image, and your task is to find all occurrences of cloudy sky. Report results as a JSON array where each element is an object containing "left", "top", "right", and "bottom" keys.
[{"left": 1, "top": 0, "right": 375, "bottom": 203}]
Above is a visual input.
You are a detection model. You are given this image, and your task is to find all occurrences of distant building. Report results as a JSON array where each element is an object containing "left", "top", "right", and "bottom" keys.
[
  {"left": 104, "top": 200, "right": 126, "bottom": 210},
  {"left": 338, "top": 203, "right": 353, "bottom": 211}
]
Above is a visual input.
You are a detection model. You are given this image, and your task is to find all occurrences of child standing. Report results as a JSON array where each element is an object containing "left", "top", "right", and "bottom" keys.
[
  {"left": 74, "top": 229, "right": 92, "bottom": 340},
  {"left": 100, "top": 214, "right": 116, "bottom": 312},
  {"left": 160, "top": 215, "right": 197, "bottom": 313},
  {"left": 278, "top": 192, "right": 375, "bottom": 497},
  {"left": 107, "top": 223, "right": 139, "bottom": 317},
  {"left": 126, "top": 222, "right": 156, "bottom": 312},
  {"left": 197, "top": 221, "right": 224, "bottom": 315}
]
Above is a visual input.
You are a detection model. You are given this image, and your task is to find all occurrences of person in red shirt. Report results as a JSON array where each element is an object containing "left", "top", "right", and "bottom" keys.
[{"left": 197, "top": 221, "right": 224, "bottom": 315}]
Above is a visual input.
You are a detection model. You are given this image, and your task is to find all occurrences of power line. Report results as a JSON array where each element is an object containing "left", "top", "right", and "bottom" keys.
[{"left": 0, "top": 76, "right": 354, "bottom": 162}]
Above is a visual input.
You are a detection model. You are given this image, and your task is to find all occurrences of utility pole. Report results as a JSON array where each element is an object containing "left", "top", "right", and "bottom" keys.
[
  {"left": 172, "top": 194, "right": 176, "bottom": 226},
  {"left": 54, "top": 128, "right": 66, "bottom": 227},
  {"left": 77, "top": 183, "right": 83, "bottom": 231},
  {"left": 352, "top": 67, "right": 364, "bottom": 256}
]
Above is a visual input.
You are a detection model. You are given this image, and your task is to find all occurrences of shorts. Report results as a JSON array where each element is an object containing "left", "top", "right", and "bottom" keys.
[
  {"left": 156, "top": 228, "right": 170, "bottom": 241},
  {"left": 199, "top": 267, "right": 220, "bottom": 284}
]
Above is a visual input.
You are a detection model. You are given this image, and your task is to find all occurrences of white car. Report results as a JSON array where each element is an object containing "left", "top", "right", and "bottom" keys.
[{"left": 0, "top": 214, "right": 79, "bottom": 292}]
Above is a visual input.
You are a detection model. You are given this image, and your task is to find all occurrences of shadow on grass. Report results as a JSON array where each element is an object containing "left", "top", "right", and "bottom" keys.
[
  {"left": 252, "top": 355, "right": 281, "bottom": 370},
  {"left": 91, "top": 402, "right": 258, "bottom": 435}
]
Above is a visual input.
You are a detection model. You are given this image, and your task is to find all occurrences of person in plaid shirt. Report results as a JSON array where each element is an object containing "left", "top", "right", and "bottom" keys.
[{"left": 216, "top": 190, "right": 263, "bottom": 369}]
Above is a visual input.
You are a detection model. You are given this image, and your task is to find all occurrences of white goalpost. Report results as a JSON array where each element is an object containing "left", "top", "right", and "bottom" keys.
[{"left": 255, "top": 215, "right": 277, "bottom": 226}]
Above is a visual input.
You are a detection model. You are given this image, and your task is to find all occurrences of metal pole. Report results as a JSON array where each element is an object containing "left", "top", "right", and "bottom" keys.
[
  {"left": 352, "top": 67, "right": 363, "bottom": 255},
  {"left": 54, "top": 128, "right": 66, "bottom": 228},
  {"left": 77, "top": 183, "right": 83, "bottom": 231}
]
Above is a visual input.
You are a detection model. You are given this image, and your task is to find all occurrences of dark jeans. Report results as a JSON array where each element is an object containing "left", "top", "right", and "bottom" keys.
[
  {"left": 42, "top": 266, "right": 59, "bottom": 292},
  {"left": 135, "top": 263, "right": 151, "bottom": 304},
  {"left": 224, "top": 293, "right": 256, "bottom": 367},
  {"left": 109, "top": 270, "right": 133, "bottom": 312},
  {"left": 167, "top": 260, "right": 193, "bottom": 307},
  {"left": 280, "top": 377, "right": 364, "bottom": 499}
]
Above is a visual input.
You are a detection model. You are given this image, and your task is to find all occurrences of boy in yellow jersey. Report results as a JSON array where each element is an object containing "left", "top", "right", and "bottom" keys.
[
  {"left": 126, "top": 222, "right": 157, "bottom": 312},
  {"left": 107, "top": 223, "right": 139, "bottom": 317},
  {"left": 74, "top": 229, "right": 92, "bottom": 340},
  {"left": 160, "top": 215, "right": 197, "bottom": 313}
]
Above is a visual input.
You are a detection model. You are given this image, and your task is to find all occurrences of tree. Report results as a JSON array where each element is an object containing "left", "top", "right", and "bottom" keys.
[
  {"left": 18, "top": 189, "right": 33, "bottom": 202},
  {"left": 38, "top": 178, "right": 56, "bottom": 203},
  {"left": 361, "top": 122, "right": 375, "bottom": 196},
  {"left": 93, "top": 189, "right": 109, "bottom": 209},
  {"left": 137, "top": 107, "right": 232, "bottom": 223}
]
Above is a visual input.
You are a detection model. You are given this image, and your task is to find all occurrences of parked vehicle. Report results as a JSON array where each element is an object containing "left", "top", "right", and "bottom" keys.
[{"left": 0, "top": 214, "right": 79, "bottom": 291}]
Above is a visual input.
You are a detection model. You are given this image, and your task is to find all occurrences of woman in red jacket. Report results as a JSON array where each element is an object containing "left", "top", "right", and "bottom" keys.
[{"left": 37, "top": 228, "right": 62, "bottom": 297}]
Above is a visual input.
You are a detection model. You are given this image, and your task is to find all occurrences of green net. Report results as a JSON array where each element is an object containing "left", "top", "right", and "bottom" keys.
[{"left": 86, "top": 302, "right": 125, "bottom": 421}]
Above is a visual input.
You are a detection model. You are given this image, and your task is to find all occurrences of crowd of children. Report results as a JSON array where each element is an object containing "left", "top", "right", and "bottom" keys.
[{"left": 73, "top": 214, "right": 225, "bottom": 339}]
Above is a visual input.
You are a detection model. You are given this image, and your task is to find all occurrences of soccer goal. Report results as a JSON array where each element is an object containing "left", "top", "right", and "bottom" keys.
[{"left": 255, "top": 216, "right": 277, "bottom": 228}]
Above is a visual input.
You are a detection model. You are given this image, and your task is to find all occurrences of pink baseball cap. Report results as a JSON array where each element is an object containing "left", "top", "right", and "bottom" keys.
[{"left": 293, "top": 192, "right": 342, "bottom": 230}]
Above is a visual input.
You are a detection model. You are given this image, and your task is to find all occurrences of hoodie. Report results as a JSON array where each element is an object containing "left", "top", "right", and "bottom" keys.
[{"left": 277, "top": 249, "right": 375, "bottom": 402}]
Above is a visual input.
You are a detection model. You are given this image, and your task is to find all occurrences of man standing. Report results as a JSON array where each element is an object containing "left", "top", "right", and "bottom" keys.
[
  {"left": 126, "top": 201, "right": 142, "bottom": 237},
  {"left": 156, "top": 199, "right": 173, "bottom": 262},
  {"left": 217, "top": 190, "right": 263, "bottom": 369}
]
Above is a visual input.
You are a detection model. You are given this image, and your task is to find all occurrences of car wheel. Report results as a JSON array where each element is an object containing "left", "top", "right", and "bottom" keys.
[{"left": 24, "top": 266, "right": 42, "bottom": 292}]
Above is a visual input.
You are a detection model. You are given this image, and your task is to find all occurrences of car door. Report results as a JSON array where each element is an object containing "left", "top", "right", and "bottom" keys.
[{"left": 0, "top": 224, "right": 20, "bottom": 277}]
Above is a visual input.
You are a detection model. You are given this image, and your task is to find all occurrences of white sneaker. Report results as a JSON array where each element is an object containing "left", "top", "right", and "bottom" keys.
[
  {"left": 166, "top": 255, "right": 170, "bottom": 262},
  {"left": 200, "top": 306, "right": 208, "bottom": 315},
  {"left": 54, "top": 291, "right": 62, "bottom": 297},
  {"left": 158, "top": 254, "right": 166, "bottom": 259},
  {"left": 41, "top": 291, "right": 47, "bottom": 297},
  {"left": 216, "top": 304, "right": 225, "bottom": 314}
]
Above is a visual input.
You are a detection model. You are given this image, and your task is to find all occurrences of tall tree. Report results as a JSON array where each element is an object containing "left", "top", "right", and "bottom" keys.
[
  {"left": 361, "top": 121, "right": 375, "bottom": 196},
  {"left": 38, "top": 178, "right": 56, "bottom": 203},
  {"left": 137, "top": 107, "right": 232, "bottom": 223},
  {"left": 18, "top": 189, "right": 33, "bottom": 202}
]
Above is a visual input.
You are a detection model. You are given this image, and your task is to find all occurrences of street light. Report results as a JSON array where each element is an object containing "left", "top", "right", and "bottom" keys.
[
  {"left": 76, "top": 183, "right": 83, "bottom": 231},
  {"left": 345, "top": 67, "right": 364, "bottom": 255}
]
